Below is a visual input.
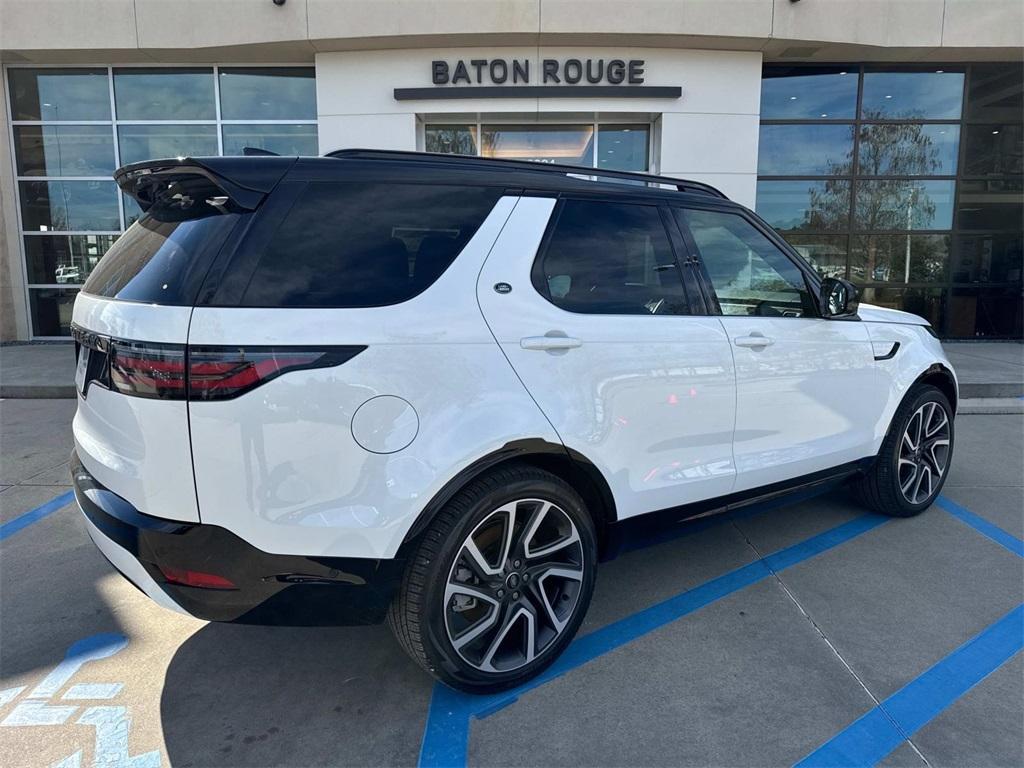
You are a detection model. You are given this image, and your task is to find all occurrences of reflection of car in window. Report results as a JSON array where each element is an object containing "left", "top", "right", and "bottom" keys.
[
  {"left": 70, "top": 150, "right": 958, "bottom": 694},
  {"left": 55, "top": 265, "right": 81, "bottom": 283}
]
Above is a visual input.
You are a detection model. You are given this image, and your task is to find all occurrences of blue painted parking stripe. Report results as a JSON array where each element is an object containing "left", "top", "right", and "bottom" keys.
[
  {"left": 795, "top": 603, "right": 1024, "bottom": 768},
  {"left": 936, "top": 495, "right": 1024, "bottom": 558},
  {"left": 0, "top": 490, "right": 74, "bottom": 542},
  {"left": 419, "top": 512, "right": 889, "bottom": 768},
  {"left": 420, "top": 684, "right": 475, "bottom": 768}
]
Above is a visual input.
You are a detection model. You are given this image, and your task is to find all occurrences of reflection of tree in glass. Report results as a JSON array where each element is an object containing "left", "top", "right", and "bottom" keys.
[
  {"left": 425, "top": 128, "right": 476, "bottom": 156},
  {"left": 481, "top": 130, "right": 498, "bottom": 157},
  {"left": 853, "top": 235, "right": 949, "bottom": 283},
  {"left": 804, "top": 114, "right": 945, "bottom": 282}
]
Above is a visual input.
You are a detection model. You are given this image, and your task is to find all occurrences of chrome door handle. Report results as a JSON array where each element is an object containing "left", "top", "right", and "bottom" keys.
[
  {"left": 521, "top": 335, "right": 582, "bottom": 351},
  {"left": 733, "top": 333, "right": 774, "bottom": 348}
]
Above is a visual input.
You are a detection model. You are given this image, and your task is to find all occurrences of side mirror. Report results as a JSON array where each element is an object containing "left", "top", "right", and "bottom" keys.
[{"left": 820, "top": 277, "right": 860, "bottom": 319}]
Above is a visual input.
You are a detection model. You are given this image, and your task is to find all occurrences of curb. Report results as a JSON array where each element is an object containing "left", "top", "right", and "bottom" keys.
[
  {"left": 0, "top": 385, "right": 77, "bottom": 399},
  {"left": 958, "top": 398, "right": 1024, "bottom": 416},
  {"left": 959, "top": 382, "right": 1024, "bottom": 399}
]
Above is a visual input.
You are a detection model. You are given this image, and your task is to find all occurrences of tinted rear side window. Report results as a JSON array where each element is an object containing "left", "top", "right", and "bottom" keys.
[
  {"left": 240, "top": 182, "right": 502, "bottom": 307},
  {"left": 532, "top": 199, "right": 690, "bottom": 315},
  {"left": 82, "top": 207, "right": 243, "bottom": 305}
]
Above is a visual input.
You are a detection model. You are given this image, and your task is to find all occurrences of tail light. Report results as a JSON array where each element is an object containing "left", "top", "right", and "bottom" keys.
[
  {"left": 109, "top": 340, "right": 187, "bottom": 399},
  {"left": 75, "top": 324, "right": 365, "bottom": 402},
  {"left": 188, "top": 347, "right": 364, "bottom": 401}
]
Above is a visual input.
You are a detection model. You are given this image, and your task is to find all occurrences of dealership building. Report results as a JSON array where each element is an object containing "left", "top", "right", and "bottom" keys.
[{"left": 1, "top": 0, "right": 1021, "bottom": 341}]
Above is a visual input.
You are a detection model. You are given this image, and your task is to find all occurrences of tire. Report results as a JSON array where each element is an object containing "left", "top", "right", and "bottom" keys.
[
  {"left": 852, "top": 384, "right": 954, "bottom": 517},
  {"left": 387, "top": 463, "right": 598, "bottom": 693}
]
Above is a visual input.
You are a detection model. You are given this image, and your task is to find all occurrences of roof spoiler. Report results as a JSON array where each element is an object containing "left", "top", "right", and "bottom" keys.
[{"left": 113, "top": 156, "right": 296, "bottom": 212}]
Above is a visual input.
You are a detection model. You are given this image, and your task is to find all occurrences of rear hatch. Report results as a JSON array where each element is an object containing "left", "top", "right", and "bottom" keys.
[{"left": 71, "top": 158, "right": 291, "bottom": 522}]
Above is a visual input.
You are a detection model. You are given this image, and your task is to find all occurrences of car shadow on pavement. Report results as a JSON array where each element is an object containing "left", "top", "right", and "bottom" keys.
[
  {"left": 160, "top": 620, "right": 433, "bottom": 767},
  {"left": 0, "top": 510, "right": 134, "bottom": 684},
  {"left": 159, "top": 486, "right": 867, "bottom": 768}
]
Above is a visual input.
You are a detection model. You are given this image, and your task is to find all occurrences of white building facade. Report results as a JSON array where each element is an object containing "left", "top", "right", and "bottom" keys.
[{"left": 1, "top": 0, "right": 1021, "bottom": 340}]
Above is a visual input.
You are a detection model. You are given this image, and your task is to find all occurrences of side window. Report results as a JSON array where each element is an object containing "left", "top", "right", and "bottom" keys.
[
  {"left": 674, "top": 207, "right": 814, "bottom": 318},
  {"left": 533, "top": 199, "right": 689, "bottom": 315},
  {"left": 241, "top": 182, "right": 502, "bottom": 307}
]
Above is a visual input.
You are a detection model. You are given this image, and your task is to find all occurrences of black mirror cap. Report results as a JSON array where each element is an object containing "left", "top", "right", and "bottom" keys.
[{"left": 820, "top": 277, "right": 860, "bottom": 319}]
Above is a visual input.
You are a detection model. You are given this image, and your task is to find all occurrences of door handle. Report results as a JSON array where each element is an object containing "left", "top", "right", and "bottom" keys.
[
  {"left": 521, "top": 335, "right": 582, "bottom": 351},
  {"left": 733, "top": 333, "right": 774, "bottom": 348}
]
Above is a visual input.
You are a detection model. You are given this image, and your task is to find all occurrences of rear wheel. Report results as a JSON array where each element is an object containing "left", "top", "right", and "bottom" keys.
[
  {"left": 388, "top": 464, "right": 597, "bottom": 692},
  {"left": 853, "top": 384, "right": 954, "bottom": 517}
]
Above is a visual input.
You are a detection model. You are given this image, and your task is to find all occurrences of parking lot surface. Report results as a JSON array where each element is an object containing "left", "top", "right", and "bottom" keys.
[{"left": 1, "top": 398, "right": 1021, "bottom": 767}]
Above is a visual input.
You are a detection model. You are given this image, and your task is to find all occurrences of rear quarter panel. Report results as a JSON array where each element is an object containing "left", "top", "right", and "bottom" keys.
[{"left": 187, "top": 196, "right": 562, "bottom": 559}]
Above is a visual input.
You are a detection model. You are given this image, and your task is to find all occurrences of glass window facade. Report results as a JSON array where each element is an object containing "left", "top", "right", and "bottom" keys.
[
  {"left": 758, "top": 64, "right": 1023, "bottom": 338},
  {"left": 424, "top": 122, "right": 650, "bottom": 172},
  {"left": 7, "top": 66, "right": 317, "bottom": 336},
  {"left": 5, "top": 61, "right": 1020, "bottom": 340}
]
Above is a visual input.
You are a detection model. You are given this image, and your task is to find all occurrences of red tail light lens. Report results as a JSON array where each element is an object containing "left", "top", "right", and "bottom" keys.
[
  {"left": 158, "top": 565, "right": 237, "bottom": 590},
  {"left": 188, "top": 346, "right": 365, "bottom": 401},
  {"left": 108, "top": 340, "right": 187, "bottom": 399},
  {"left": 86, "top": 335, "right": 364, "bottom": 402}
]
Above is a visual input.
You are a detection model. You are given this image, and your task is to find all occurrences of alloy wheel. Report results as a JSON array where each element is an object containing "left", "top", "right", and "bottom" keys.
[
  {"left": 898, "top": 401, "right": 951, "bottom": 505},
  {"left": 444, "top": 498, "right": 585, "bottom": 674}
]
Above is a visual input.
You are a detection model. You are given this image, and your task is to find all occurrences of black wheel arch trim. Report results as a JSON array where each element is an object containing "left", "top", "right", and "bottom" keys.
[
  {"left": 912, "top": 363, "right": 959, "bottom": 412},
  {"left": 397, "top": 439, "right": 618, "bottom": 558},
  {"left": 873, "top": 363, "right": 959, "bottom": 467}
]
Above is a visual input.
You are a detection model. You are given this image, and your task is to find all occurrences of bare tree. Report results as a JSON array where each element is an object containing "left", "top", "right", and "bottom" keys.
[{"left": 802, "top": 114, "right": 946, "bottom": 282}]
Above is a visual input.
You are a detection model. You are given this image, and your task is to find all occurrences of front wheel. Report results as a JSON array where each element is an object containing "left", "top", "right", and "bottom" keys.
[
  {"left": 853, "top": 384, "right": 954, "bottom": 517},
  {"left": 388, "top": 464, "right": 597, "bottom": 692}
]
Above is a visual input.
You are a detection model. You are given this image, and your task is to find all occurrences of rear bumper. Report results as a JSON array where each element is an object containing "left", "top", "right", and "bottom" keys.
[{"left": 71, "top": 450, "right": 404, "bottom": 625}]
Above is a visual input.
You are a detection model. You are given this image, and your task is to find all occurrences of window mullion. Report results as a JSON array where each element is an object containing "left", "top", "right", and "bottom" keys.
[{"left": 213, "top": 64, "right": 225, "bottom": 156}]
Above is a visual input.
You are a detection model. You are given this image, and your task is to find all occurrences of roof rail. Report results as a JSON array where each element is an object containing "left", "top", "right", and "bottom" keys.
[{"left": 326, "top": 148, "right": 728, "bottom": 199}]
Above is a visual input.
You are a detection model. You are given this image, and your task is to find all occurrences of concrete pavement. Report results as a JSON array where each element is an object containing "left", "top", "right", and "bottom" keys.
[{"left": 0, "top": 399, "right": 1021, "bottom": 767}]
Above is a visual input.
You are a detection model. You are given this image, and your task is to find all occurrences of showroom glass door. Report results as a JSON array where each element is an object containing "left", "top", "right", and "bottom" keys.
[{"left": 423, "top": 121, "right": 652, "bottom": 172}]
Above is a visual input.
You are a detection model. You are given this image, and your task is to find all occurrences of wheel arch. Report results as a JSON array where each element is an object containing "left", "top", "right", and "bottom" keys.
[
  {"left": 397, "top": 439, "right": 617, "bottom": 559},
  {"left": 915, "top": 363, "right": 958, "bottom": 413},
  {"left": 875, "top": 361, "right": 958, "bottom": 453}
]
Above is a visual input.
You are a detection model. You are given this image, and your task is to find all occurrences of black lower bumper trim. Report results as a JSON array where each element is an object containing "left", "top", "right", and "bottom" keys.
[{"left": 71, "top": 450, "right": 404, "bottom": 625}]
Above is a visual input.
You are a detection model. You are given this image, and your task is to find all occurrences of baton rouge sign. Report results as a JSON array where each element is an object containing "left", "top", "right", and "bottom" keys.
[
  {"left": 432, "top": 58, "right": 646, "bottom": 85},
  {"left": 392, "top": 58, "right": 682, "bottom": 100}
]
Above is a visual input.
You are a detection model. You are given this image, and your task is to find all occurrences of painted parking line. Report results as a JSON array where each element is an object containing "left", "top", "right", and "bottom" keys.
[
  {"left": 798, "top": 498, "right": 1024, "bottom": 767},
  {"left": 795, "top": 603, "right": 1024, "bottom": 768},
  {"left": 936, "top": 495, "right": 1024, "bottom": 557},
  {"left": 419, "top": 512, "right": 891, "bottom": 768},
  {"left": 0, "top": 490, "right": 74, "bottom": 542}
]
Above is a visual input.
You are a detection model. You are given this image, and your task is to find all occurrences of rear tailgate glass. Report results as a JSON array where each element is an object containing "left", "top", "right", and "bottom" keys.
[{"left": 83, "top": 173, "right": 247, "bottom": 305}]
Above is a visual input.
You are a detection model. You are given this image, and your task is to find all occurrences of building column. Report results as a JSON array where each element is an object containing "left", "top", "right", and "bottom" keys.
[{"left": 0, "top": 70, "right": 30, "bottom": 341}]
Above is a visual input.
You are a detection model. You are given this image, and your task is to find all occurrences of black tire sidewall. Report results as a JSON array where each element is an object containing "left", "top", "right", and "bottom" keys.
[
  {"left": 887, "top": 385, "right": 955, "bottom": 514},
  {"left": 420, "top": 472, "right": 597, "bottom": 692}
]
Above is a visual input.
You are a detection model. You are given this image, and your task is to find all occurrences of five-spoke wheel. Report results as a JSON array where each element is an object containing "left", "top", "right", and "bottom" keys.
[
  {"left": 388, "top": 464, "right": 597, "bottom": 692},
  {"left": 445, "top": 499, "right": 585, "bottom": 673},
  {"left": 898, "top": 401, "right": 951, "bottom": 505},
  {"left": 853, "top": 383, "right": 955, "bottom": 517}
]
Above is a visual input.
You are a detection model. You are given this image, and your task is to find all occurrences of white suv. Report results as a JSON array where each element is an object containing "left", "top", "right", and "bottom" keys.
[{"left": 71, "top": 150, "right": 957, "bottom": 692}]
